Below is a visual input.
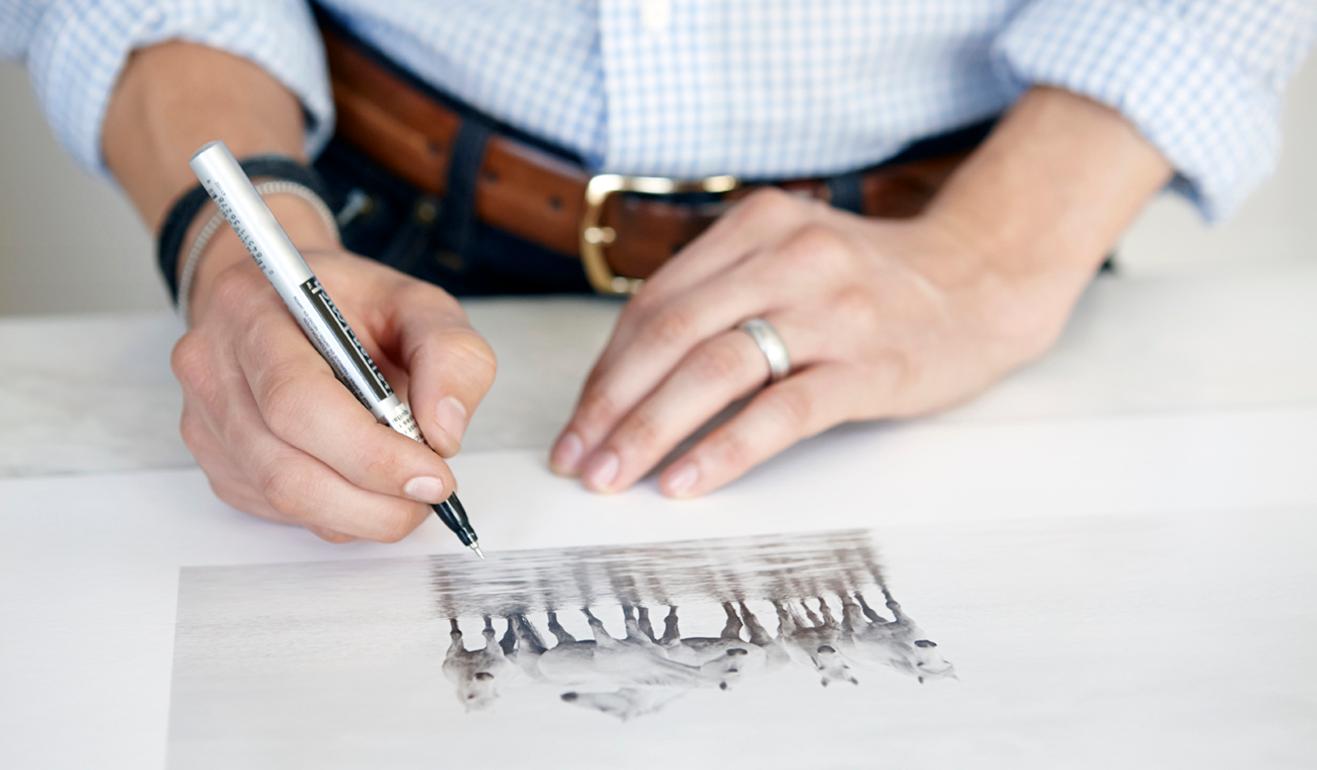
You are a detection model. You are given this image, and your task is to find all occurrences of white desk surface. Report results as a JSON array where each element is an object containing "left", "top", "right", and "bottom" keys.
[{"left": 1, "top": 264, "right": 1315, "bottom": 768}]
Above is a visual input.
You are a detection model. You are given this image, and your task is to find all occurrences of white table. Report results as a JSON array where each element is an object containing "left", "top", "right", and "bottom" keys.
[{"left": 2, "top": 265, "right": 1315, "bottom": 768}]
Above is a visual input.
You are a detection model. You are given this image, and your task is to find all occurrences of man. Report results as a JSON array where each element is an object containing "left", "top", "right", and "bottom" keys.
[{"left": 3, "top": 2, "right": 1312, "bottom": 543}]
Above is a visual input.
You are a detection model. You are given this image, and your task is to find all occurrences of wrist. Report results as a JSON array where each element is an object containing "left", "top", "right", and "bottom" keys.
[
  {"left": 901, "top": 209, "right": 1080, "bottom": 363},
  {"left": 186, "top": 193, "right": 340, "bottom": 323}
]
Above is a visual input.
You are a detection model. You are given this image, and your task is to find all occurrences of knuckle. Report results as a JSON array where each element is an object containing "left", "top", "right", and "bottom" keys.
[
  {"left": 692, "top": 339, "right": 752, "bottom": 382},
  {"left": 359, "top": 440, "right": 411, "bottom": 487},
  {"left": 400, "top": 280, "right": 463, "bottom": 315},
  {"left": 709, "top": 430, "right": 754, "bottom": 470},
  {"left": 577, "top": 386, "right": 622, "bottom": 427},
  {"left": 169, "top": 333, "right": 210, "bottom": 386},
  {"left": 790, "top": 223, "right": 848, "bottom": 258},
  {"left": 208, "top": 480, "right": 246, "bottom": 512},
  {"left": 258, "top": 467, "right": 304, "bottom": 519},
  {"left": 621, "top": 289, "right": 656, "bottom": 322},
  {"left": 178, "top": 412, "right": 207, "bottom": 455},
  {"left": 641, "top": 306, "right": 696, "bottom": 349},
  {"left": 760, "top": 386, "right": 813, "bottom": 428},
  {"left": 258, "top": 371, "right": 311, "bottom": 439},
  {"left": 832, "top": 286, "right": 880, "bottom": 327},
  {"left": 446, "top": 328, "right": 498, "bottom": 379},
  {"left": 371, "top": 506, "right": 422, "bottom": 543},
  {"left": 208, "top": 266, "right": 262, "bottom": 312},
  {"left": 315, "top": 529, "right": 355, "bottom": 545},
  {"left": 617, "top": 410, "right": 663, "bottom": 451},
  {"left": 740, "top": 187, "right": 794, "bottom": 219}
]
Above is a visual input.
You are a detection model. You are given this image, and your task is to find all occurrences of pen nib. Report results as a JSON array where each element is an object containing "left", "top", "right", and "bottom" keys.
[{"left": 468, "top": 542, "right": 485, "bottom": 560}]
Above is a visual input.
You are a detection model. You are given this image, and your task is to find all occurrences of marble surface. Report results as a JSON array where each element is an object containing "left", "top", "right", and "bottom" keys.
[{"left": 2, "top": 264, "right": 1316, "bottom": 479}]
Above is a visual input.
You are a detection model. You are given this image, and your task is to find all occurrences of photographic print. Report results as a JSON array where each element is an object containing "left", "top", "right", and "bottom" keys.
[{"left": 167, "top": 530, "right": 955, "bottom": 769}]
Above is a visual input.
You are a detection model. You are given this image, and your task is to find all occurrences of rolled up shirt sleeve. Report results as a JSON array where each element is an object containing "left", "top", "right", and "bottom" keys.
[
  {"left": 992, "top": 0, "right": 1316, "bottom": 222},
  {"left": 2, "top": 0, "right": 333, "bottom": 176}
]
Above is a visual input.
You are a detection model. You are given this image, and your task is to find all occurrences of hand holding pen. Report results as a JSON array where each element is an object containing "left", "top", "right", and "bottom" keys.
[{"left": 176, "top": 142, "right": 493, "bottom": 549}]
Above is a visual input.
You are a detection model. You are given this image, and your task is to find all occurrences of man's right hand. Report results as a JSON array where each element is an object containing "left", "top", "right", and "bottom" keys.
[
  {"left": 99, "top": 41, "right": 497, "bottom": 541},
  {"left": 171, "top": 233, "right": 497, "bottom": 543}
]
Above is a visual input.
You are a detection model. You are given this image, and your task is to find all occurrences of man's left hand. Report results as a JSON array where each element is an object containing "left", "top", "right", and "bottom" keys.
[{"left": 549, "top": 187, "right": 1074, "bottom": 497}]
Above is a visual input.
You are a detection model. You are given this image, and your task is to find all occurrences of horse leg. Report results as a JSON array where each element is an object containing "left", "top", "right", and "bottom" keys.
[
  {"left": 637, "top": 605, "right": 658, "bottom": 643},
  {"left": 772, "top": 599, "right": 797, "bottom": 635},
  {"left": 546, "top": 611, "right": 577, "bottom": 645},
  {"left": 738, "top": 602, "right": 772, "bottom": 646},
  {"left": 840, "top": 594, "right": 863, "bottom": 634},
  {"left": 720, "top": 602, "right": 744, "bottom": 640},
  {"left": 816, "top": 596, "right": 838, "bottom": 629},
  {"left": 800, "top": 599, "right": 822, "bottom": 629},
  {"left": 445, "top": 619, "right": 464, "bottom": 662},
  {"left": 582, "top": 607, "right": 615, "bottom": 646},
  {"left": 660, "top": 605, "right": 681, "bottom": 646},
  {"left": 880, "top": 585, "right": 907, "bottom": 620},
  {"left": 855, "top": 592, "right": 886, "bottom": 624},
  {"left": 481, "top": 615, "right": 501, "bottom": 654},
  {"left": 500, "top": 616, "right": 517, "bottom": 656}
]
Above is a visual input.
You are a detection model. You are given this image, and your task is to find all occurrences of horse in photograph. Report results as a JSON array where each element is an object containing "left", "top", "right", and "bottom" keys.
[
  {"left": 443, "top": 616, "right": 515, "bottom": 711},
  {"left": 772, "top": 596, "right": 860, "bottom": 687},
  {"left": 562, "top": 605, "right": 729, "bottom": 721},
  {"left": 839, "top": 587, "right": 956, "bottom": 683},
  {"left": 641, "top": 602, "right": 767, "bottom": 691}
]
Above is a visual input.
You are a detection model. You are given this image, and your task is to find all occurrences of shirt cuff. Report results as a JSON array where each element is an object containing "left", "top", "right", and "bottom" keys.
[
  {"left": 24, "top": 0, "right": 334, "bottom": 177},
  {"left": 992, "top": 0, "right": 1286, "bottom": 222}
]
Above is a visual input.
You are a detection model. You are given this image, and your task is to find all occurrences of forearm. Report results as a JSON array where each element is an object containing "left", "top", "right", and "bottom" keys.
[
  {"left": 103, "top": 42, "right": 338, "bottom": 314},
  {"left": 925, "top": 87, "right": 1172, "bottom": 322},
  {"left": 104, "top": 42, "right": 309, "bottom": 229}
]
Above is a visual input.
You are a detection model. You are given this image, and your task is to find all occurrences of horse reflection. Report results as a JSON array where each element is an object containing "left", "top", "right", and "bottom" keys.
[
  {"left": 430, "top": 530, "right": 955, "bottom": 721},
  {"left": 443, "top": 616, "right": 512, "bottom": 711},
  {"left": 840, "top": 589, "right": 956, "bottom": 683},
  {"left": 649, "top": 603, "right": 767, "bottom": 691}
]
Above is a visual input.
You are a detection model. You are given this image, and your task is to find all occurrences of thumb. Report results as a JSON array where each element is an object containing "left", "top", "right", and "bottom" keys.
[{"left": 389, "top": 284, "right": 497, "bottom": 458}]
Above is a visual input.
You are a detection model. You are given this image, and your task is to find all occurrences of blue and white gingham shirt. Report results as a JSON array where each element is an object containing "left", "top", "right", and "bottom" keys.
[{"left": 2, "top": 0, "right": 1313, "bottom": 221}]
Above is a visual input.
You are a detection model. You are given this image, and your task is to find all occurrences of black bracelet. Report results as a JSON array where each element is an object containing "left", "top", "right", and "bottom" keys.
[{"left": 156, "top": 155, "right": 333, "bottom": 305}]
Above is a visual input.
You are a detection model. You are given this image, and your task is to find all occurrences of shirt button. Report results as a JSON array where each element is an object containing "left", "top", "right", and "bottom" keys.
[{"left": 641, "top": 0, "right": 671, "bottom": 34}]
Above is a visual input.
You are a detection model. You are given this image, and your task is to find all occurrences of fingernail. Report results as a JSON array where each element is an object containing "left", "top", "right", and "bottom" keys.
[
  {"left": 583, "top": 450, "right": 620, "bottom": 492},
  {"left": 403, "top": 475, "right": 447, "bottom": 503},
  {"left": 663, "top": 461, "right": 699, "bottom": 497},
  {"left": 550, "top": 432, "right": 584, "bottom": 474},
  {"left": 434, "top": 397, "right": 469, "bottom": 444}
]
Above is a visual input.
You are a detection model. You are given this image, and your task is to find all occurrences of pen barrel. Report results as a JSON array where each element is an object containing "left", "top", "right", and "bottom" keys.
[{"left": 189, "top": 142, "right": 407, "bottom": 431}]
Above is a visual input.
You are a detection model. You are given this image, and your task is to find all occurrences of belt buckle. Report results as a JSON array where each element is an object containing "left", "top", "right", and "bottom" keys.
[{"left": 581, "top": 173, "right": 739, "bottom": 295}]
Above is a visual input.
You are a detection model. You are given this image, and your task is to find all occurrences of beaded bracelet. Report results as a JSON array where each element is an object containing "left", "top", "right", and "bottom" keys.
[{"left": 176, "top": 180, "right": 340, "bottom": 324}]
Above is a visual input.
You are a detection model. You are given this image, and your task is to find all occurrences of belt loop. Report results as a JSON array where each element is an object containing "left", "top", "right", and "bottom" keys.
[
  {"left": 438, "top": 116, "right": 495, "bottom": 266},
  {"left": 825, "top": 171, "right": 864, "bottom": 214}
]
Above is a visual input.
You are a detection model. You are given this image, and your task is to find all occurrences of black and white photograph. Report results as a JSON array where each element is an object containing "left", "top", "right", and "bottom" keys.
[{"left": 167, "top": 530, "right": 956, "bottom": 767}]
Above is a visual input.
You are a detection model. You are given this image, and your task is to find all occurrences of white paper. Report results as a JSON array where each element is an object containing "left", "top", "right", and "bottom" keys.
[{"left": 3, "top": 407, "right": 1317, "bottom": 768}]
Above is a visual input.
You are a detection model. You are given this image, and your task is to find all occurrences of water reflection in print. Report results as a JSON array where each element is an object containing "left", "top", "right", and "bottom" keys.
[{"left": 431, "top": 530, "right": 955, "bottom": 720}]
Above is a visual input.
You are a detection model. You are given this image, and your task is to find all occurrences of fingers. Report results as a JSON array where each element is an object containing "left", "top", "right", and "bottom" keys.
[
  {"left": 214, "top": 380, "right": 433, "bottom": 542},
  {"left": 578, "top": 316, "right": 811, "bottom": 493},
  {"left": 637, "top": 187, "right": 818, "bottom": 305},
  {"left": 657, "top": 364, "right": 859, "bottom": 497},
  {"left": 234, "top": 307, "right": 458, "bottom": 504},
  {"left": 179, "top": 402, "right": 357, "bottom": 542},
  {"left": 552, "top": 227, "right": 841, "bottom": 476},
  {"left": 388, "top": 285, "right": 497, "bottom": 457}
]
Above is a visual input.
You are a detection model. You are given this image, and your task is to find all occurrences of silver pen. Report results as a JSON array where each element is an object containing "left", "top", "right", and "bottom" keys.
[{"left": 190, "top": 141, "right": 483, "bottom": 558}]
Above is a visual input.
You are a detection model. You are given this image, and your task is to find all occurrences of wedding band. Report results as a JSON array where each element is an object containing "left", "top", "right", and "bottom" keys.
[{"left": 739, "top": 318, "right": 791, "bottom": 383}]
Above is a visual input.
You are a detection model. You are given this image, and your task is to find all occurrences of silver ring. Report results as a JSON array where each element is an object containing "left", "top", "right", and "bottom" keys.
[{"left": 739, "top": 318, "right": 791, "bottom": 383}]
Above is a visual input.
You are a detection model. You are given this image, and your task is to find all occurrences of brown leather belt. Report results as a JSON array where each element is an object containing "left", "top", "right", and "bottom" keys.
[{"left": 321, "top": 24, "right": 978, "bottom": 295}]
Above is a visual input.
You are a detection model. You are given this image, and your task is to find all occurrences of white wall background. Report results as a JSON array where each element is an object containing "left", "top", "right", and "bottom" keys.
[{"left": 1, "top": 57, "right": 1313, "bottom": 317}]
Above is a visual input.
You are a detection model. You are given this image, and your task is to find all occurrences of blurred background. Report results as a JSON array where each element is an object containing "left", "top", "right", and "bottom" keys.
[{"left": 1, "top": 58, "right": 1313, "bottom": 316}]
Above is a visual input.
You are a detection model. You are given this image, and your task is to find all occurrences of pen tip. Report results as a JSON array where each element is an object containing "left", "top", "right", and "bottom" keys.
[{"left": 469, "top": 543, "right": 485, "bottom": 560}]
